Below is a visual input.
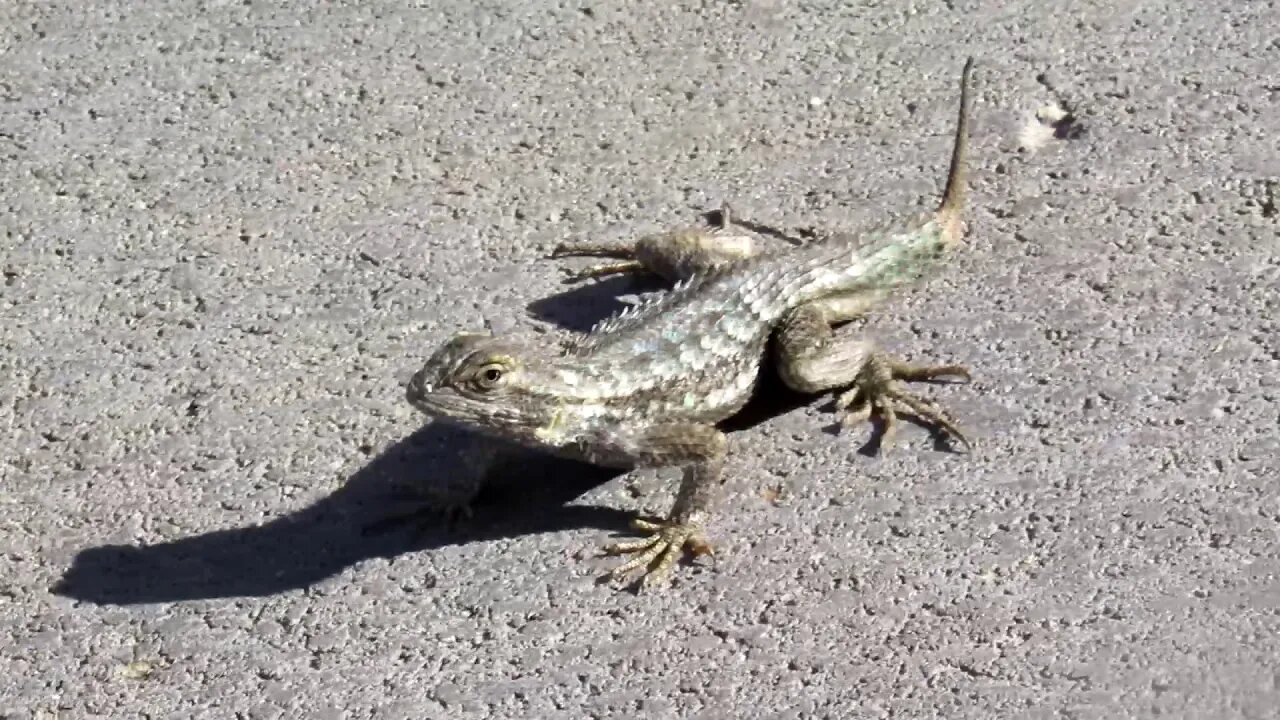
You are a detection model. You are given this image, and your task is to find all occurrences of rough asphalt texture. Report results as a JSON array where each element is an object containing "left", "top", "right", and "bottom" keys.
[{"left": 3, "top": 1, "right": 1278, "bottom": 718}]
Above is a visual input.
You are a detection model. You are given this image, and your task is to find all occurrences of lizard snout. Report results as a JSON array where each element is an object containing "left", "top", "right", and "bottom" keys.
[{"left": 406, "top": 367, "right": 433, "bottom": 403}]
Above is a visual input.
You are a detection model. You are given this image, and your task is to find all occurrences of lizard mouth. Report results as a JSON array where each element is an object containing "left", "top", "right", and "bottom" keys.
[{"left": 407, "top": 385, "right": 475, "bottom": 424}]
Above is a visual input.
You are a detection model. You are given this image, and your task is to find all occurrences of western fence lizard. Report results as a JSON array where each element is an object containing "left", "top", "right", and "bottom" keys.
[{"left": 404, "top": 58, "right": 978, "bottom": 589}]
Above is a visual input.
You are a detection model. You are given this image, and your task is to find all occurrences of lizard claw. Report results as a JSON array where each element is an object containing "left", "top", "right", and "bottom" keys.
[{"left": 602, "top": 517, "right": 713, "bottom": 589}]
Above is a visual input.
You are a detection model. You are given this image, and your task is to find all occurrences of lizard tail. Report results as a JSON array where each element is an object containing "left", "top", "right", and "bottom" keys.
[{"left": 937, "top": 57, "right": 974, "bottom": 217}]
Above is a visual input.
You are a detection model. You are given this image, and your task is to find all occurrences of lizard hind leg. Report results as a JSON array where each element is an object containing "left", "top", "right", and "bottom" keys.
[
  {"left": 548, "top": 203, "right": 759, "bottom": 284},
  {"left": 775, "top": 297, "right": 972, "bottom": 452}
]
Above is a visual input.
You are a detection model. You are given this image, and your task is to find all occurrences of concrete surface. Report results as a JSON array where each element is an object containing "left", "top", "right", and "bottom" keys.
[{"left": 2, "top": 0, "right": 1277, "bottom": 718}]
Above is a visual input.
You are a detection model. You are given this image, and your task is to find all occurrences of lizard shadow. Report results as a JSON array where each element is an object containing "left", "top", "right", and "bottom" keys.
[
  {"left": 52, "top": 423, "right": 630, "bottom": 606},
  {"left": 819, "top": 411, "right": 963, "bottom": 457},
  {"left": 52, "top": 375, "right": 814, "bottom": 606}
]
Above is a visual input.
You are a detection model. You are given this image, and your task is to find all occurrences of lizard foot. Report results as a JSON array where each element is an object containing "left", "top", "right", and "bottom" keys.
[
  {"left": 835, "top": 356, "right": 971, "bottom": 452},
  {"left": 602, "top": 517, "right": 713, "bottom": 589}
]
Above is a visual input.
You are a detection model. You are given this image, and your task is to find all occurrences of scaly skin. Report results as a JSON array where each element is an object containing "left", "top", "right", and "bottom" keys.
[{"left": 405, "top": 58, "right": 978, "bottom": 589}]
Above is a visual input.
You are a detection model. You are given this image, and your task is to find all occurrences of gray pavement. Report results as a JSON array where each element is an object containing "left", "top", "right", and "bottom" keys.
[{"left": 2, "top": 1, "right": 1278, "bottom": 718}]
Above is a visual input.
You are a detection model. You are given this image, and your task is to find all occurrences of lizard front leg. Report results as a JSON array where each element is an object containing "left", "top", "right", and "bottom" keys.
[
  {"left": 776, "top": 294, "right": 971, "bottom": 451},
  {"left": 549, "top": 204, "right": 759, "bottom": 283},
  {"left": 600, "top": 422, "right": 727, "bottom": 589}
]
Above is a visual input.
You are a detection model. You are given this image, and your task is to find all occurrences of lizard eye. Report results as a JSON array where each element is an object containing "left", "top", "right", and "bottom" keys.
[{"left": 472, "top": 362, "right": 506, "bottom": 391}]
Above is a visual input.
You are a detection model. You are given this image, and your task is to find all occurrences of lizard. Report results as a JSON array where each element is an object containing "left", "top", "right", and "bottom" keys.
[{"left": 403, "top": 57, "right": 978, "bottom": 589}]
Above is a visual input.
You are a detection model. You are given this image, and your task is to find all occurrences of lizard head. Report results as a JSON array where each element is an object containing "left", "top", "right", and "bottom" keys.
[{"left": 406, "top": 332, "right": 552, "bottom": 436}]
